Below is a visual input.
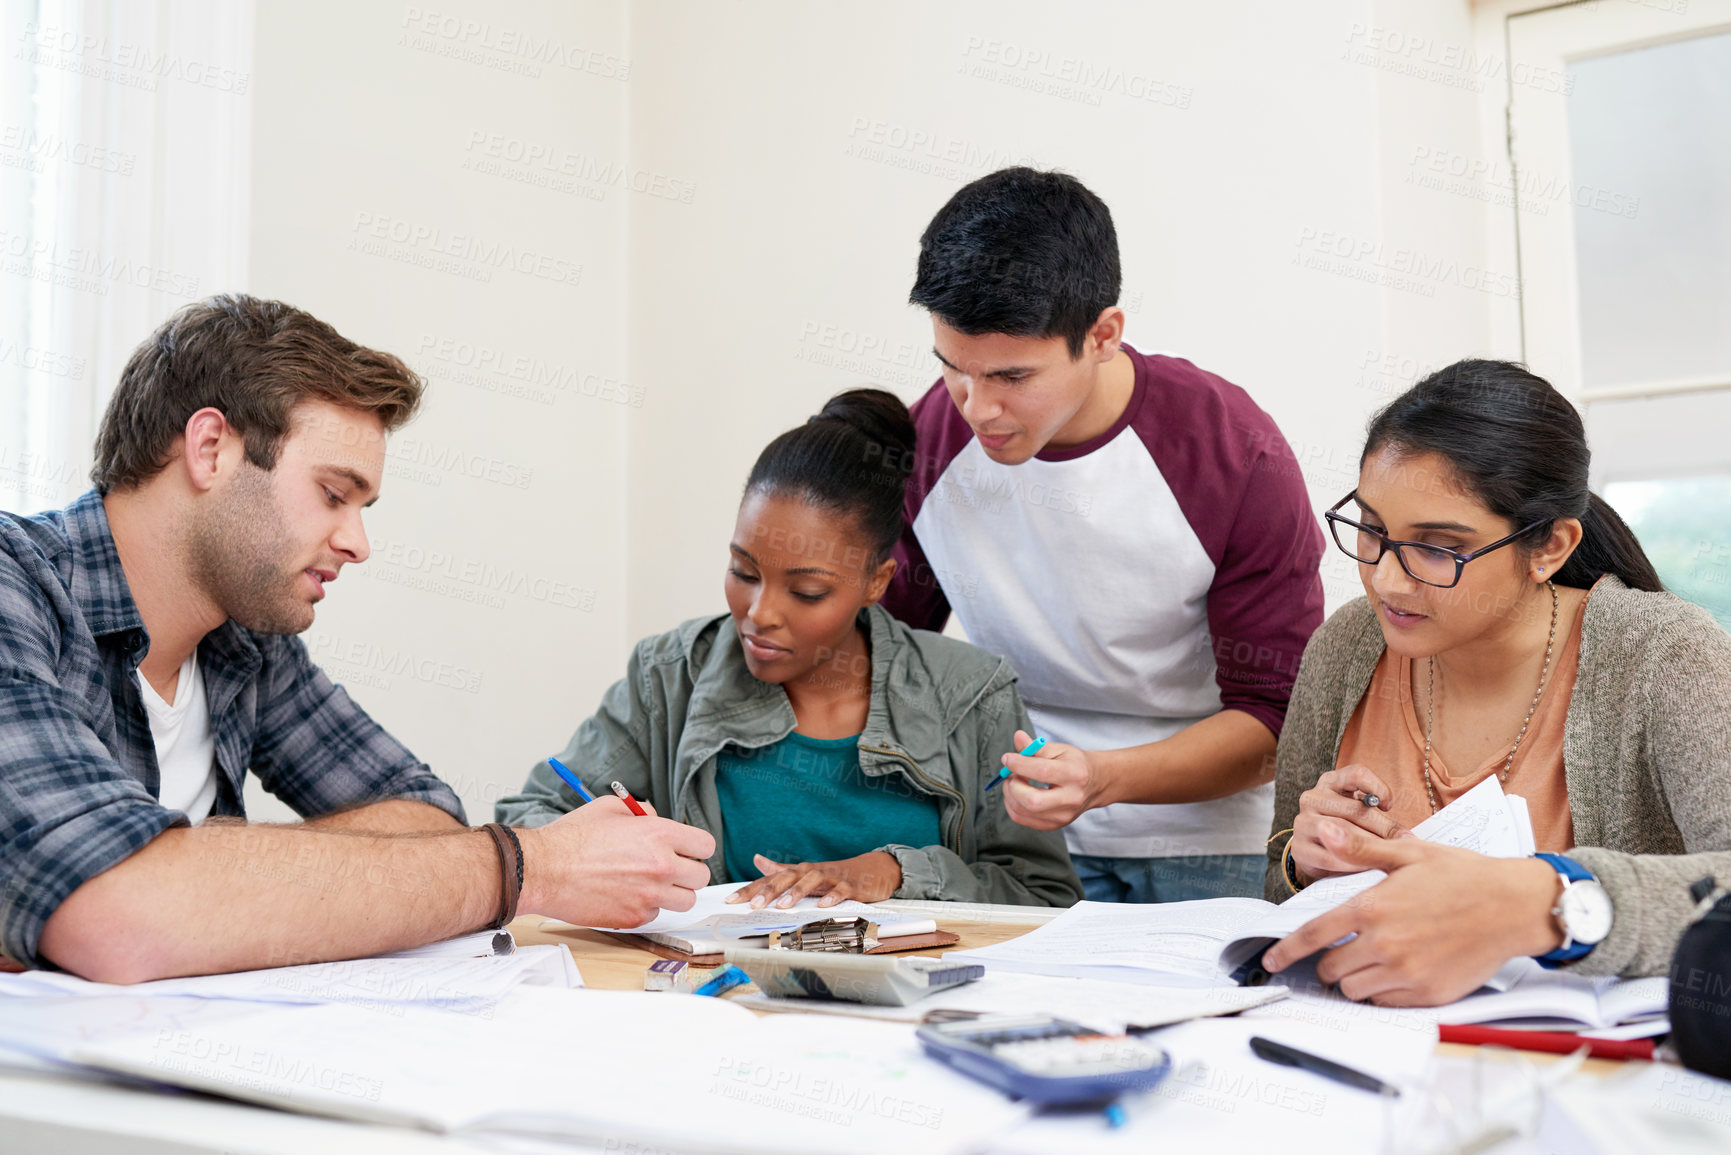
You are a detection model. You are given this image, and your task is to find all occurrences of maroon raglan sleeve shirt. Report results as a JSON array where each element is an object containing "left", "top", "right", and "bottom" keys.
[{"left": 885, "top": 347, "right": 1324, "bottom": 857}]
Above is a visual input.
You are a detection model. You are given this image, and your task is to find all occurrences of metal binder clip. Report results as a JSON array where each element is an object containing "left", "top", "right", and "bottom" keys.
[{"left": 766, "top": 917, "right": 880, "bottom": 953}]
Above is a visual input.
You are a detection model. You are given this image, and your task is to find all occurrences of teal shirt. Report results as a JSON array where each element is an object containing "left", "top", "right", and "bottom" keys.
[{"left": 716, "top": 731, "right": 942, "bottom": 883}]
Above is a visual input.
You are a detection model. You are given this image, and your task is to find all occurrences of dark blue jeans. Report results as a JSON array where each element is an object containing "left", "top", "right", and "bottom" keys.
[{"left": 1071, "top": 852, "right": 1267, "bottom": 904}]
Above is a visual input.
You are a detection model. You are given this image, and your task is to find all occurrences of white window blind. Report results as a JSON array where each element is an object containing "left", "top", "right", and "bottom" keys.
[{"left": 1, "top": 0, "right": 253, "bottom": 514}]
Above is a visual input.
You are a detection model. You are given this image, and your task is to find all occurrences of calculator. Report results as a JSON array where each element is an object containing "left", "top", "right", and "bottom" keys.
[
  {"left": 915, "top": 1014, "right": 1173, "bottom": 1105},
  {"left": 723, "top": 947, "right": 984, "bottom": 1006}
]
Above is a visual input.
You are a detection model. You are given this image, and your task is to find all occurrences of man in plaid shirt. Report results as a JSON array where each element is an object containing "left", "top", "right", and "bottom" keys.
[{"left": 1, "top": 295, "right": 713, "bottom": 981}]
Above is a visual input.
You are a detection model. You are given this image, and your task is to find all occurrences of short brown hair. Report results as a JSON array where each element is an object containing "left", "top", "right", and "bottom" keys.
[{"left": 92, "top": 293, "right": 424, "bottom": 493}]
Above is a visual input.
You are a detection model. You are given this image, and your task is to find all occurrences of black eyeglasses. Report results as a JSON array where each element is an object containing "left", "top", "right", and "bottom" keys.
[{"left": 1324, "top": 492, "right": 1546, "bottom": 589}]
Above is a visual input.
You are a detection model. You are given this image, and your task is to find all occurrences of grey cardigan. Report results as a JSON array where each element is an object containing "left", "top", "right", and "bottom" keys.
[
  {"left": 496, "top": 605, "right": 1082, "bottom": 907},
  {"left": 1267, "top": 578, "right": 1731, "bottom": 977}
]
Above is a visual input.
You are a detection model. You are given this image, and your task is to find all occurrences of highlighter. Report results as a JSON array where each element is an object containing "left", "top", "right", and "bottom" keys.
[{"left": 986, "top": 736, "right": 1052, "bottom": 791}]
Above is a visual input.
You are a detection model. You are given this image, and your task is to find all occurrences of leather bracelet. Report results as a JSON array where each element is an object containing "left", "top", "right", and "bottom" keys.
[
  {"left": 479, "top": 823, "right": 524, "bottom": 930},
  {"left": 499, "top": 823, "right": 524, "bottom": 922}
]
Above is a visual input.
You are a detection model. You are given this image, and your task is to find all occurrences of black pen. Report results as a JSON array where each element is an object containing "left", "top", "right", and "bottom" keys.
[{"left": 1249, "top": 1035, "right": 1400, "bottom": 1097}]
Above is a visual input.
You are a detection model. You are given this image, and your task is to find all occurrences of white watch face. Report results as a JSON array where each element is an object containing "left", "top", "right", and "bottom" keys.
[{"left": 1559, "top": 880, "right": 1614, "bottom": 945}]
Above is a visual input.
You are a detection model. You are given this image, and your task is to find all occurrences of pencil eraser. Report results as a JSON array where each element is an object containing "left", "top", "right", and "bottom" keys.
[{"left": 644, "top": 959, "right": 695, "bottom": 993}]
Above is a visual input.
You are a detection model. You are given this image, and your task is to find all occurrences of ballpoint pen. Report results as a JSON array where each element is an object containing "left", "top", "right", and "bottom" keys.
[
  {"left": 546, "top": 756, "right": 596, "bottom": 803},
  {"left": 1249, "top": 1035, "right": 1400, "bottom": 1096}
]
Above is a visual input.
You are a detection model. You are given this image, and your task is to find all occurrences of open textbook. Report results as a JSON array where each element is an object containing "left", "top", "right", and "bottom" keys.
[
  {"left": 948, "top": 776, "right": 1537, "bottom": 987},
  {"left": 549, "top": 880, "right": 942, "bottom": 955}
]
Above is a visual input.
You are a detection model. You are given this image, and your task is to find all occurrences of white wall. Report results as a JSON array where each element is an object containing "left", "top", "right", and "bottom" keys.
[
  {"left": 239, "top": 0, "right": 1510, "bottom": 821},
  {"left": 244, "top": 0, "right": 631, "bottom": 822},
  {"left": 625, "top": 0, "right": 1499, "bottom": 631}
]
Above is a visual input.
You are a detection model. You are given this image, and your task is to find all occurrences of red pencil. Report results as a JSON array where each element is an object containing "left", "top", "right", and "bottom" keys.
[
  {"left": 1438, "top": 1023, "right": 1656, "bottom": 1061},
  {"left": 609, "top": 780, "right": 649, "bottom": 816}
]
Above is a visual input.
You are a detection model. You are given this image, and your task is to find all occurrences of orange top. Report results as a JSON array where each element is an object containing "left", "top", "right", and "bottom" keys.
[{"left": 1336, "top": 589, "right": 1592, "bottom": 853}]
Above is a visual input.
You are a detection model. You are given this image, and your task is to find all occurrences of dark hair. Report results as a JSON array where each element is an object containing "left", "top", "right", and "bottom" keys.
[
  {"left": 92, "top": 293, "right": 423, "bottom": 493},
  {"left": 1363, "top": 359, "right": 1662, "bottom": 592},
  {"left": 744, "top": 388, "right": 916, "bottom": 567},
  {"left": 909, "top": 166, "right": 1120, "bottom": 358}
]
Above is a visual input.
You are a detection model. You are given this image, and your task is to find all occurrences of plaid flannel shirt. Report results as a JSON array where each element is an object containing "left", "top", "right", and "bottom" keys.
[{"left": 0, "top": 491, "right": 467, "bottom": 968}]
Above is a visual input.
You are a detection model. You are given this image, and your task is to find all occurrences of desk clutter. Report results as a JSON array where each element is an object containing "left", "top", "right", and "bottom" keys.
[
  {"left": 553, "top": 879, "right": 962, "bottom": 965},
  {"left": 0, "top": 786, "right": 1723, "bottom": 1155}
]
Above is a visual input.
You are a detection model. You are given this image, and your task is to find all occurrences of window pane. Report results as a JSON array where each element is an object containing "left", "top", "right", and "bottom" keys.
[
  {"left": 1569, "top": 33, "right": 1731, "bottom": 389},
  {"left": 1603, "top": 477, "right": 1731, "bottom": 630}
]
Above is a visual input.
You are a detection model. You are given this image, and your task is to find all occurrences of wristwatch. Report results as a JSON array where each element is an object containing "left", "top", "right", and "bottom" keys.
[{"left": 1532, "top": 853, "right": 1613, "bottom": 967}]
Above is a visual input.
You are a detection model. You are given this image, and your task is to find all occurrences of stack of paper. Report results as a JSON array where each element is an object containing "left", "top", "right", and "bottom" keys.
[
  {"left": 65, "top": 986, "right": 1030, "bottom": 1155},
  {"left": 0, "top": 943, "right": 580, "bottom": 1015},
  {"left": 737, "top": 971, "right": 1290, "bottom": 1028},
  {"left": 553, "top": 880, "right": 941, "bottom": 954}
]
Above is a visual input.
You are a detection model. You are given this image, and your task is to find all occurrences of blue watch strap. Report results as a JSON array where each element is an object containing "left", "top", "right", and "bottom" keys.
[
  {"left": 1535, "top": 852, "right": 1592, "bottom": 882},
  {"left": 1533, "top": 853, "right": 1596, "bottom": 966}
]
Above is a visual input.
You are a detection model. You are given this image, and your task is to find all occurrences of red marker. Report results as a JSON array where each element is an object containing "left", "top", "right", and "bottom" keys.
[
  {"left": 1437, "top": 1024, "right": 1655, "bottom": 1061},
  {"left": 609, "top": 780, "right": 649, "bottom": 816}
]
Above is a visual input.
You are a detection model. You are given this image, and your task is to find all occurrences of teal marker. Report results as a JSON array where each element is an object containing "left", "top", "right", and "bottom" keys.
[{"left": 986, "top": 736, "right": 1051, "bottom": 791}]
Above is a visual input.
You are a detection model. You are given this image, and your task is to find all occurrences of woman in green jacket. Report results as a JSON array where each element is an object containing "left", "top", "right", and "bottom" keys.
[
  {"left": 496, "top": 389, "right": 1081, "bottom": 908},
  {"left": 1262, "top": 359, "right": 1731, "bottom": 1004}
]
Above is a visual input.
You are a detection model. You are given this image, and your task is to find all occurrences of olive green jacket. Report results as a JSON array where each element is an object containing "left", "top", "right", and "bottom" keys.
[
  {"left": 496, "top": 605, "right": 1081, "bottom": 907},
  {"left": 1267, "top": 578, "right": 1731, "bottom": 977}
]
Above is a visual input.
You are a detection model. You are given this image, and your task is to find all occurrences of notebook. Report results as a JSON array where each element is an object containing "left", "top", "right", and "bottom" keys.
[{"left": 1436, "top": 972, "right": 1669, "bottom": 1032}]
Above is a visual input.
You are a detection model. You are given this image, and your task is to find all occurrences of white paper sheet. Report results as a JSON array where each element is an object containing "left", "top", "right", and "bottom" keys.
[
  {"left": 0, "top": 943, "right": 580, "bottom": 1013},
  {"left": 71, "top": 986, "right": 1030, "bottom": 1155},
  {"left": 548, "top": 880, "right": 938, "bottom": 951},
  {"left": 735, "top": 971, "right": 1289, "bottom": 1028},
  {"left": 0, "top": 994, "right": 293, "bottom": 1076},
  {"left": 1551, "top": 1063, "right": 1731, "bottom": 1154},
  {"left": 982, "top": 1014, "right": 1436, "bottom": 1154},
  {"left": 945, "top": 898, "right": 1272, "bottom": 983},
  {"left": 577, "top": 881, "right": 753, "bottom": 934},
  {"left": 381, "top": 928, "right": 515, "bottom": 959},
  {"left": 1412, "top": 775, "right": 1530, "bottom": 858}
]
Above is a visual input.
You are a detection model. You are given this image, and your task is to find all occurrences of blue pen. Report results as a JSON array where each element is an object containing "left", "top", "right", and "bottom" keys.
[
  {"left": 546, "top": 756, "right": 596, "bottom": 803},
  {"left": 986, "top": 737, "right": 1050, "bottom": 791}
]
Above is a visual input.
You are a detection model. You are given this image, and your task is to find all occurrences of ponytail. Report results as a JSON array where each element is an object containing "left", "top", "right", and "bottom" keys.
[
  {"left": 1556, "top": 493, "right": 1663, "bottom": 592},
  {"left": 1364, "top": 360, "right": 1664, "bottom": 593},
  {"left": 744, "top": 388, "right": 916, "bottom": 565}
]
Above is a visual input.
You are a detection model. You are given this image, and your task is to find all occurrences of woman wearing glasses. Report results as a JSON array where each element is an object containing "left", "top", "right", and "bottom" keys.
[{"left": 1260, "top": 359, "right": 1731, "bottom": 1006}]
